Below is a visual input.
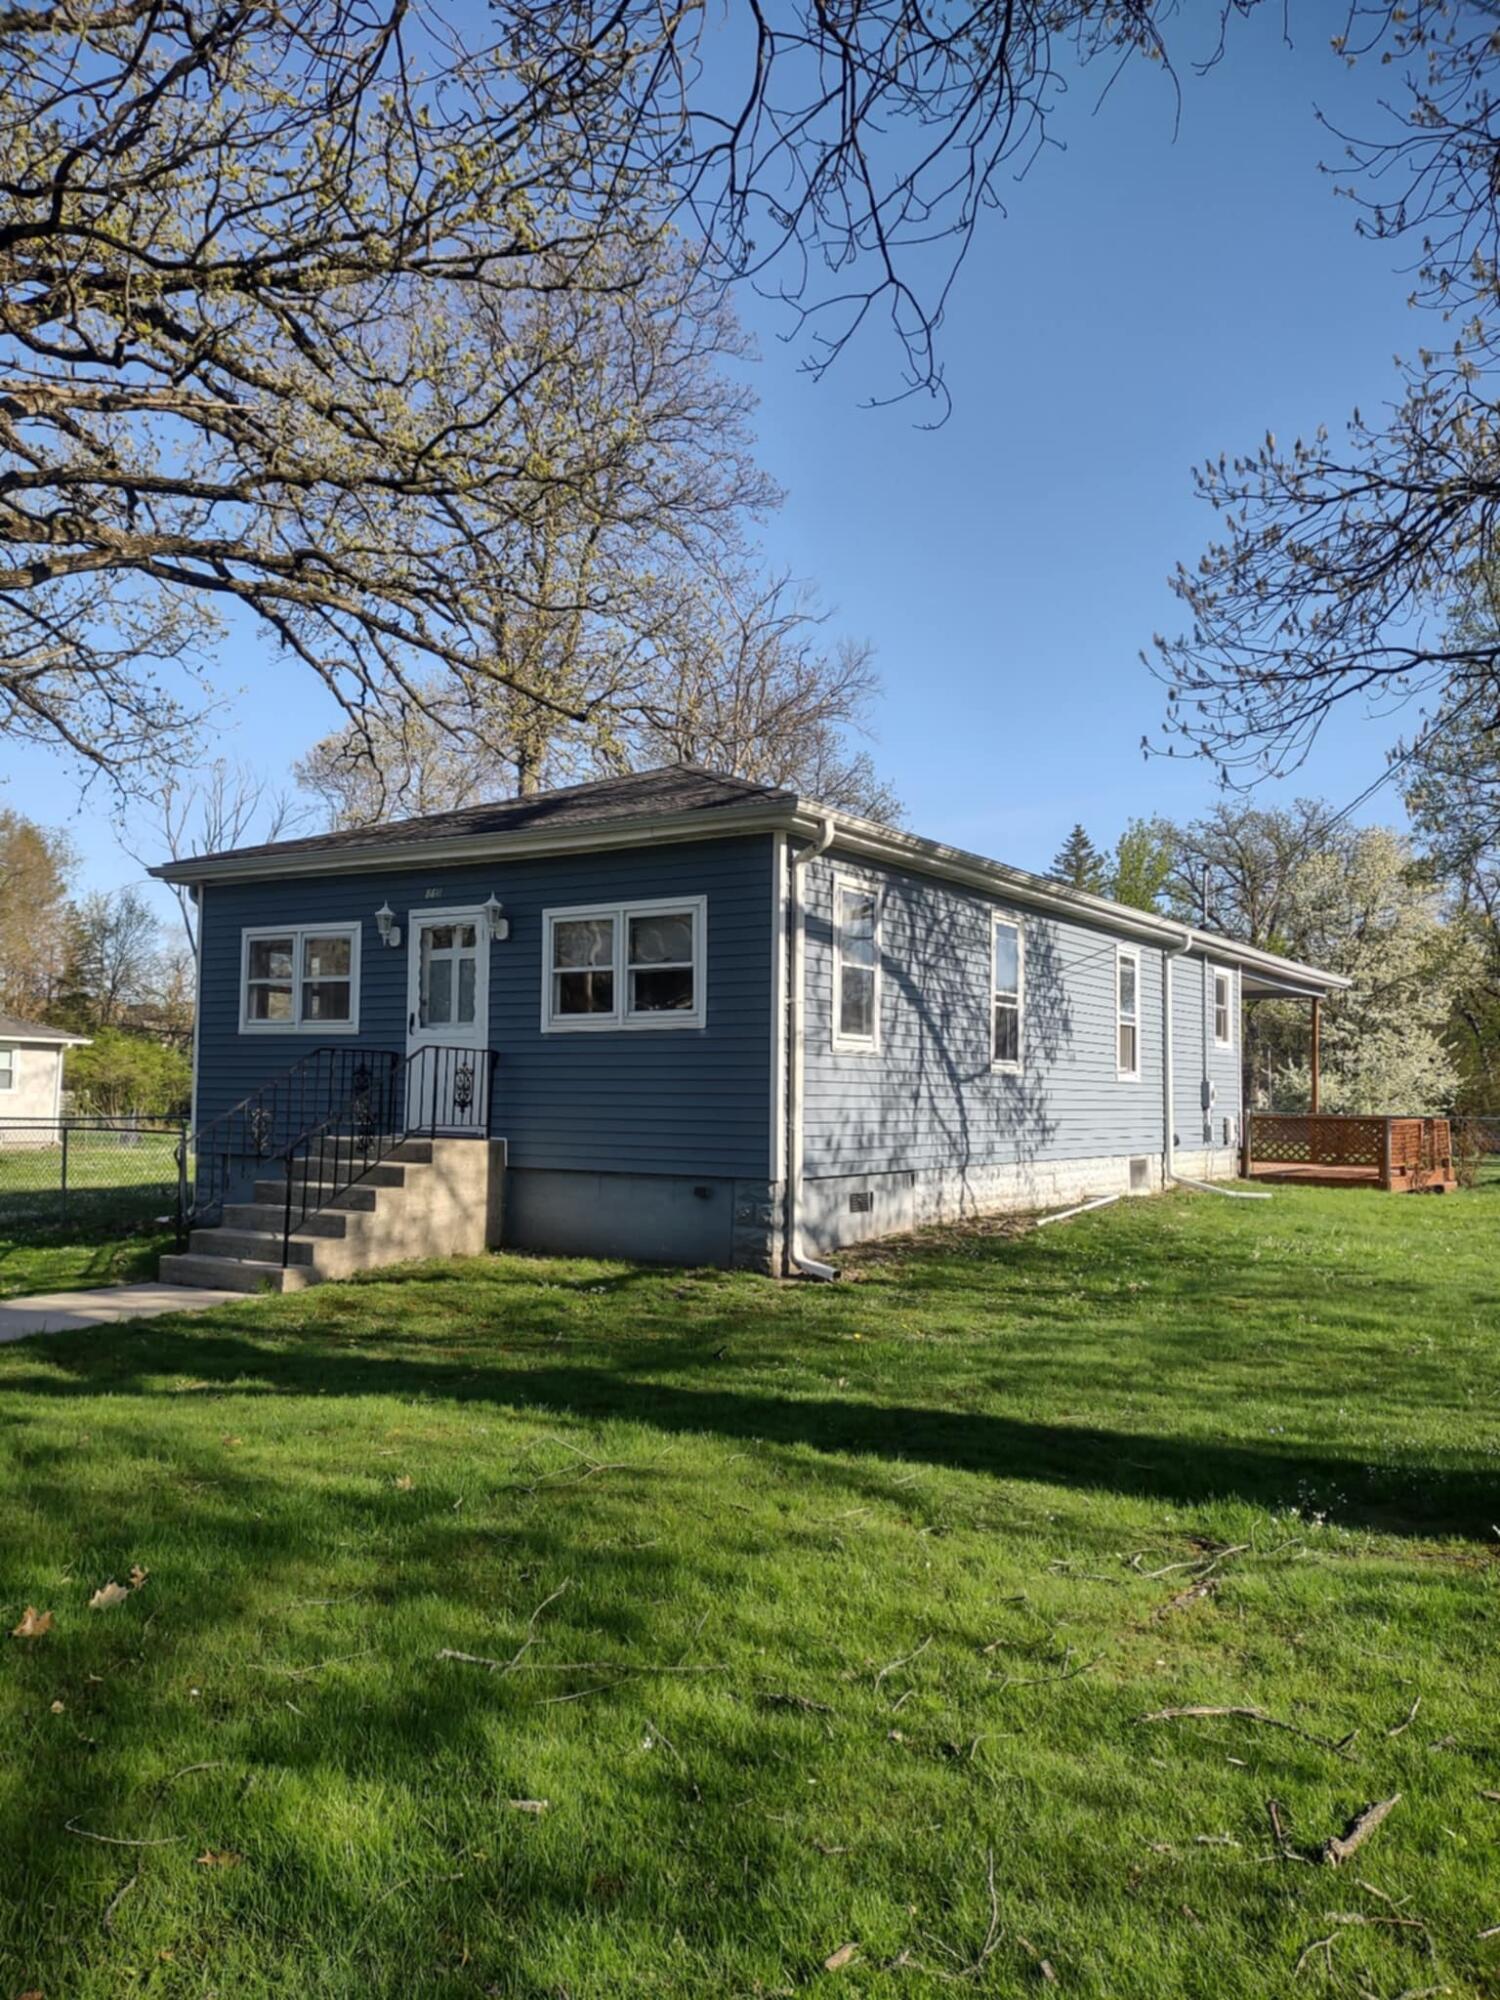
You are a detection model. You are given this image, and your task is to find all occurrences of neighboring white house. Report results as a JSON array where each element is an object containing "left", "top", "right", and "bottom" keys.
[{"left": 0, "top": 1016, "right": 91, "bottom": 1143}]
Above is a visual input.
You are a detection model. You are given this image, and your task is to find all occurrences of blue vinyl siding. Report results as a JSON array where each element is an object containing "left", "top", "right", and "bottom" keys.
[
  {"left": 195, "top": 835, "right": 774, "bottom": 1180},
  {"left": 1171, "top": 957, "right": 1242, "bottom": 1149},
  {"left": 802, "top": 850, "right": 1168, "bottom": 1176}
]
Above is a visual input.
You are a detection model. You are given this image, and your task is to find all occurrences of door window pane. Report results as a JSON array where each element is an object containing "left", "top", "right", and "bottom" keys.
[
  {"left": 424, "top": 954, "right": 453, "bottom": 1026},
  {"left": 458, "top": 956, "right": 476, "bottom": 1024}
]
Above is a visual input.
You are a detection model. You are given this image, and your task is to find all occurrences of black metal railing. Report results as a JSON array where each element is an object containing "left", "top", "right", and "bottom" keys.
[
  {"left": 175, "top": 1046, "right": 403, "bottom": 1247},
  {"left": 277, "top": 1044, "right": 495, "bottom": 1264}
]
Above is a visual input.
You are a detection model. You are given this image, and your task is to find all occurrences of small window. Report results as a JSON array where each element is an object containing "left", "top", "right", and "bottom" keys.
[
  {"left": 833, "top": 878, "right": 879, "bottom": 1048},
  {"left": 543, "top": 899, "right": 705, "bottom": 1030},
  {"left": 1117, "top": 945, "right": 1140, "bottom": 1080},
  {"left": 241, "top": 924, "right": 360, "bottom": 1033},
  {"left": 992, "top": 918, "right": 1023, "bottom": 1069},
  {"left": 1213, "top": 969, "right": 1232, "bottom": 1048},
  {"left": 0, "top": 1045, "right": 13, "bottom": 1091}
]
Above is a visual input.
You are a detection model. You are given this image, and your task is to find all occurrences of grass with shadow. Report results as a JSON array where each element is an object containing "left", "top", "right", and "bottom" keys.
[{"left": 0, "top": 1183, "right": 1497, "bottom": 1997}]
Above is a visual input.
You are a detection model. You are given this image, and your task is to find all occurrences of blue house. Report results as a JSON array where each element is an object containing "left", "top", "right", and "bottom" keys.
[{"left": 154, "top": 766, "right": 1345, "bottom": 1289}]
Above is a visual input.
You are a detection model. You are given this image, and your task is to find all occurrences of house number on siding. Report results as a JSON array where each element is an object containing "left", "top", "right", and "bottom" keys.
[{"left": 423, "top": 887, "right": 443, "bottom": 899}]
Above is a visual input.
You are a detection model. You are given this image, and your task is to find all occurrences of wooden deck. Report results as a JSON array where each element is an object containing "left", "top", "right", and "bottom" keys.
[{"left": 1245, "top": 1115, "right": 1456, "bottom": 1193}]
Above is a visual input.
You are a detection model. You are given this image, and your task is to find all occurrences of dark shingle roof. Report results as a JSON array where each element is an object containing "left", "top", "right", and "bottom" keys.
[
  {"left": 0, "top": 1015, "right": 88, "bottom": 1043},
  {"left": 174, "top": 765, "right": 795, "bottom": 870}
]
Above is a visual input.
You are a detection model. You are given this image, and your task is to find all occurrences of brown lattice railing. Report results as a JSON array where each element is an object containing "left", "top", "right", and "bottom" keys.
[{"left": 1246, "top": 1114, "right": 1455, "bottom": 1189}]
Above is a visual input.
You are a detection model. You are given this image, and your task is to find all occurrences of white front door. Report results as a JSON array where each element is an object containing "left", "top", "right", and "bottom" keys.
[{"left": 406, "top": 909, "right": 490, "bottom": 1131}]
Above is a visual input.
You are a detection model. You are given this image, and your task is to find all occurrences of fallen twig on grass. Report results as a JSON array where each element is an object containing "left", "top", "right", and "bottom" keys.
[
  {"left": 1322, "top": 1796, "right": 1400, "bottom": 1868},
  {"left": 1294, "top": 1934, "right": 1336, "bottom": 1977},
  {"left": 991, "top": 1650, "right": 1102, "bottom": 1692},
  {"left": 1387, "top": 1696, "right": 1421, "bottom": 1738},
  {"left": 66, "top": 1820, "right": 185, "bottom": 1848},
  {"left": 874, "top": 1635, "right": 932, "bottom": 1697},
  {"left": 1477, "top": 1922, "right": 1500, "bottom": 1940},
  {"left": 1128, "top": 1543, "right": 1251, "bottom": 1581},
  {"left": 249, "top": 1649, "right": 370, "bottom": 1681},
  {"left": 759, "top": 1691, "right": 834, "bottom": 1715},
  {"left": 101, "top": 1866, "right": 138, "bottom": 1932},
  {"left": 1324, "top": 1910, "right": 1432, "bottom": 1953},
  {"left": 1137, "top": 1704, "right": 1357, "bottom": 1760}
]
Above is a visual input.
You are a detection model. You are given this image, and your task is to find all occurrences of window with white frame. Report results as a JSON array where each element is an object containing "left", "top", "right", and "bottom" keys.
[
  {"left": 833, "top": 878, "right": 879, "bottom": 1047},
  {"left": 543, "top": 898, "right": 705, "bottom": 1030},
  {"left": 0, "top": 1045, "right": 14, "bottom": 1090},
  {"left": 1116, "top": 946, "right": 1140, "bottom": 1080},
  {"left": 992, "top": 918, "right": 1023, "bottom": 1069},
  {"left": 240, "top": 924, "right": 360, "bottom": 1032},
  {"left": 1213, "top": 969, "right": 1233, "bottom": 1048}
]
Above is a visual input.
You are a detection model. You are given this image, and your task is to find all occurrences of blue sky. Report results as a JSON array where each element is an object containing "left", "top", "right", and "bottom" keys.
[{"left": 0, "top": 8, "right": 1424, "bottom": 909}]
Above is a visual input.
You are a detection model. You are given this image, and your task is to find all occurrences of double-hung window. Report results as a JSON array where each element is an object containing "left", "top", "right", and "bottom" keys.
[
  {"left": 833, "top": 878, "right": 879, "bottom": 1048},
  {"left": 543, "top": 897, "right": 705, "bottom": 1030},
  {"left": 992, "top": 918, "right": 1023, "bottom": 1069},
  {"left": 0, "top": 1045, "right": 13, "bottom": 1091},
  {"left": 240, "top": 923, "right": 360, "bottom": 1033},
  {"left": 1213, "top": 969, "right": 1233, "bottom": 1048},
  {"left": 1116, "top": 945, "right": 1141, "bottom": 1080}
]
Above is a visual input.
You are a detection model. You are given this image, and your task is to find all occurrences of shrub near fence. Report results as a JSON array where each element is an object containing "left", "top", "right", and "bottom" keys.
[{"left": 0, "top": 1119, "right": 186, "bottom": 1234}]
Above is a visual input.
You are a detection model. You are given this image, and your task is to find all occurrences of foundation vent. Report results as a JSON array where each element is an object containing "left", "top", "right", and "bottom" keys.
[
  {"left": 1128, "top": 1156, "right": 1151, "bottom": 1194},
  {"left": 848, "top": 1190, "right": 874, "bottom": 1214}
]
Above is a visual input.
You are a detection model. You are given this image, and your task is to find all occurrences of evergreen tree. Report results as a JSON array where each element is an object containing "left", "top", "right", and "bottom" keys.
[{"left": 1050, "top": 824, "right": 1107, "bottom": 894}]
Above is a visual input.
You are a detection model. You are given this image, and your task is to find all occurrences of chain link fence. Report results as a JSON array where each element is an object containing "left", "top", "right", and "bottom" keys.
[{"left": 0, "top": 1118, "right": 186, "bottom": 1234}]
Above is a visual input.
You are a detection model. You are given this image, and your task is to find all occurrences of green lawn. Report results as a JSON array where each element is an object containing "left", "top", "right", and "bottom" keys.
[
  {"left": 1, "top": 1185, "right": 1497, "bottom": 1998},
  {"left": 0, "top": 1126, "right": 181, "bottom": 1249},
  {"left": 0, "top": 1227, "right": 170, "bottom": 1299}
]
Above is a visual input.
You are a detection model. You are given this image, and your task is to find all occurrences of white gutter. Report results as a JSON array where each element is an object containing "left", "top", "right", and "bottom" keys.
[{"left": 786, "top": 817, "right": 838, "bottom": 1281}]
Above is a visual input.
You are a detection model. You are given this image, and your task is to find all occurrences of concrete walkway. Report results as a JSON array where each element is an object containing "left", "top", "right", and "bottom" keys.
[{"left": 0, "top": 1282, "right": 240, "bottom": 1342}]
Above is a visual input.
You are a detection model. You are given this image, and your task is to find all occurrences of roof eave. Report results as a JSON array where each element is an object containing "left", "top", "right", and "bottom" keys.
[
  {"left": 149, "top": 798, "right": 795, "bottom": 885},
  {"left": 151, "top": 790, "right": 1350, "bottom": 998},
  {"left": 794, "top": 802, "right": 1350, "bottom": 992}
]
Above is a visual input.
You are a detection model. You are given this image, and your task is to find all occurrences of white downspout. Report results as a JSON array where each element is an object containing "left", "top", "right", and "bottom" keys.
[
  {"left": 786, "top": 816, "right": 838, "bottom": 1280},
  {"left": 1161, "top": 930, "right": 1193, "bottom": 1188}
]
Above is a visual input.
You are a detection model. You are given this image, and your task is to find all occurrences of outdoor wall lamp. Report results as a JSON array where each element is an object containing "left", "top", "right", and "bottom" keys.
[
  {"left": 374, "top": 901, "right": 402, "bottom": 948},
  {"left": 483, "top": 893, "right": 509, "bottom": 942}
]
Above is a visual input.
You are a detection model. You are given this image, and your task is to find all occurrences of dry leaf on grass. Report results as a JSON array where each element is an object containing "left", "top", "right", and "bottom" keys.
[
  {"left": 393, "top": 1475, "right": 414, "bottom": 1492},
  {"left": 128, "top": 1565, "right": 149, "bottom": 1590},
  {"left": 88, "top": 1582, "right": 130, "bottom": 1612},
  {"left": 507, "top": 1799, "right": 549, "bottom": 1814},
  {"left": 12, "top": 1606, "right": 53, "bottom": 1638},
  {"left": 49, "top": 1700, "right": 65, "bottom": 1714},
  {"left": 823, "top": 1943, "right": 859, "bottom": 1972},
  {"left": 195, "top": 1849, "right": 241, "bottom": 1868}
]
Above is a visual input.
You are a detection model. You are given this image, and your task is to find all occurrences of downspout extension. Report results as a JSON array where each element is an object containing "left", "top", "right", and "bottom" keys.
[{"left": 786, "top": 816, "right": 839, "bottom": 1280}]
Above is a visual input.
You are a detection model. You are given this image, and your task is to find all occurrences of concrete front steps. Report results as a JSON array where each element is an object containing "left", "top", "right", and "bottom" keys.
[{"left": 159, "top": 1136, "right": 501, "bottom": 1294}]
